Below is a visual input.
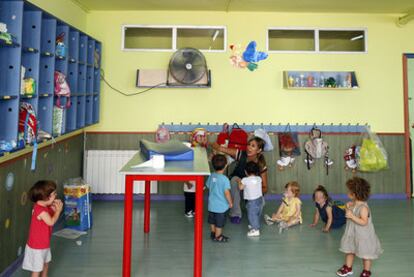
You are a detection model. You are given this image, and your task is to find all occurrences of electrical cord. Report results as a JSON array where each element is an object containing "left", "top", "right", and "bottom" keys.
[{"left": 100, "top": 69, "right": 165, "bottom": 96}]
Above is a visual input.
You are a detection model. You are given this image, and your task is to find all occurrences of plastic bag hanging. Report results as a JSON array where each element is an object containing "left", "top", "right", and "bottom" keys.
[{"left": 357, "top": 126, "right": 388, "bottom": 172}]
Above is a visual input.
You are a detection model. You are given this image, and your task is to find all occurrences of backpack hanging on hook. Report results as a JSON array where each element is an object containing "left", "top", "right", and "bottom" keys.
[
  {"left": 304, "top": 126, "right": 333, "bottom": 175},
  {"left": 277, "top": 124, "right": 300, "bottom": 170}
]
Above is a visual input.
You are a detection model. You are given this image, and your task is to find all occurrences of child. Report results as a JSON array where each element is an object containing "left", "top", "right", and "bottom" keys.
[
  {"left": 238, "top": 161, "right": 264, "bottom": 237},
  {"left": 337, "top": 177, "right": 383, "bottom": 277},
  {"left": 183, "top": 181, "right": 195, "bottom": 217},
  {"left": 211, "top": 136, "right": 268, "bottom": 224},
  {"left": 22, "top": 180, "right": 63, "bottom": 277},
  {"left": 264, "top": 181, "right": 302, "bottom": 232},
  {"left": 310, "top": 185, "right": 346, "bottom": 232},
  {"left": 206, "top": 154, "right": 233, "bottom": 242}
]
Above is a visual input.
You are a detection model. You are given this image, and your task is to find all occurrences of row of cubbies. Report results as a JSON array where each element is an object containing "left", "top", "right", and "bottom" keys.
[{"left": 0, "top": 0, "right": 101, "bottom": 156}]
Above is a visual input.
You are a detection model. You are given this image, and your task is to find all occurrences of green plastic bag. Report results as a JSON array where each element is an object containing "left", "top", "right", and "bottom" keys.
[{"left": 358, "top": 137, "right": 388, "bottom": 172}]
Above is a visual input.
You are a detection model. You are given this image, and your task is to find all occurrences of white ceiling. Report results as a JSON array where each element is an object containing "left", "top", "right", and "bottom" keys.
[{"left": 73, "top": 0, "right": 414, "bottom": 14}]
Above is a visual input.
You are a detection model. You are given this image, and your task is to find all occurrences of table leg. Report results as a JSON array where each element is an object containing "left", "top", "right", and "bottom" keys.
[
  {"left": 194, "top": 176, "right": 204, "bottom": 277},
  {"left": 123, "top": 175, "right": 134, "bottom": 277},
  {"left": 144, "top": 180, "right": 151, "bottom": 233}
]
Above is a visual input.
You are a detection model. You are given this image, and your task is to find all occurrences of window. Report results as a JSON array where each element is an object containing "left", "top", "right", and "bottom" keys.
[
  {"left": 268, "top": 29, "right": 315, "bottom": 52},
  {"left": 319, "top": 30, "right": 365, "bottom": 52},
  {"left": 124, "top": 27, "right": 172, "bottom": 50},
  {"left": 122, "top": 25, "right": 226, "bottom": 52},
  {"left": 267, "top": 28, "right": 367, "bottom": 53}
]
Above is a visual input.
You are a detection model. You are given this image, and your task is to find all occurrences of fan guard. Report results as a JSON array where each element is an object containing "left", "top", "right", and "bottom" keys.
[{"left": 168, "top": 48, "right": 208, "bottom": 85}]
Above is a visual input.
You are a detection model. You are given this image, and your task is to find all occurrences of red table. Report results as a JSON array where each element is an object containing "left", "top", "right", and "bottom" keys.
[{"left": 120, "top": 148, "right": 210, "bottom": 277}]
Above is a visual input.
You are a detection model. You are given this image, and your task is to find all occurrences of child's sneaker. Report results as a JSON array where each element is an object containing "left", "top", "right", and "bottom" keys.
[
  {"left": 264, "top": 214, "right": 275, "bottom": 225},
  {"left": 247, "top": 229, "right": 260, "bottom": 237},
  {"left": 185, "top": 211, "right": 194, "bottom": 218},
  {"left": 336, "top": 265, "right": 353, "bottom": 276},
  {"left": 360, "top": 270, "right": 371, "bottom": 277},
  {"left": 230, "top": 216, "right": 241, "bottom": 224},
  {"left": 278, "top": 221, "right": 288, "bottom": 234}
]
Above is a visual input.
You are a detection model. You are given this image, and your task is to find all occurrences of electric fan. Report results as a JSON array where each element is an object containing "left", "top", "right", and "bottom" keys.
[{"left": 168, "top": 48, "right": 208, "bottom": 85}]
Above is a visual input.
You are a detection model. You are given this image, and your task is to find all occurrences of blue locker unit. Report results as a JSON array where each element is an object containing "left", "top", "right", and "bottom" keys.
[
  {"left": 68, "top": 29, "right": 79, "bottom": 64},
  {"left": 0, "top": 1, "right": 23, "bottom": 98},
  {"left": 55, "top": 23, "right": 69, "bottom": 73},
  {"left": 0, "top": 0, "right": 101, "bottom": 153},
  {"left": 0, "top": 0, "right": 23, "bottom": 145},
  {"left": 86, "top": 66, "right": 94, "bottom": 94},
  {"left": 65, "top": 29, "right": 79, "bottom": 132},
  {"left": 87, "top": 38, "right": 95, "bottom": 66},
  {"left": 65, "top": 96, "right": 77, "bottom": 132},
  {"left": 78, "top": 35, "right": 87, "bottom": 94},
  {"left": 85, "top": 95, "right": 93, "bottom": 125},
  {"left": 92, "top": 95, "right": 100, "bottom": 123},
  {"left": 92, "top": 42, "right": 101, "bottom": 124},
  {"left": 37, "top": 17, "right": 56, "bottom": 135},
  {"left": 55, "top": 23, "right": 69, "bottom": 111},
  {"left": 37, "top": 95, "right": 53, "bottom": 134},
  {"left": 76, "top": 95, "right": 85, "bottom": 128},
  {"left": 39, "top": 17, "right": 56, "bottom": 95},
  {"left": 0, "top": 99, "right": 19, "bottom": 146},
  {"left": 21, "top": 9, "right": 42, "bottom": 113}
]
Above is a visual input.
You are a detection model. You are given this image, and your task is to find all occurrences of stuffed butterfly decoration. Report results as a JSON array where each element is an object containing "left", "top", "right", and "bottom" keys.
[
  {"left": 229, "top": 41, "right": 268, "bottom": 71},
  {"left": 242, "top": 41, "right": 268, "bottom": 63}
]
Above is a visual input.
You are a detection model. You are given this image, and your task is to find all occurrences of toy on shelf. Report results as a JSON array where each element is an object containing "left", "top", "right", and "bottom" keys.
[
  {"left": 284, "top": 71, "right": 358, "bottom": 89},
  {"left": 55, "top": 32, "right": 67, "bottom": 58}
]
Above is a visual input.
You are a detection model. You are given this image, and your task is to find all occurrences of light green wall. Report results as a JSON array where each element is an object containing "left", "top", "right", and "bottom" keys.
[
  {"left": 28, "top": 0, "right": 87, "bottom": 30},
  {"left": 84, "top": 11, "right": 414, "bottom": 133}
]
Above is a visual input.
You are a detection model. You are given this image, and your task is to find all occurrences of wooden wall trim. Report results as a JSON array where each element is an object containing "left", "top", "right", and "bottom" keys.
[
  {"left": 403, "top": 54, "right": 412, "bottom": 197},
  {"left": 0, "top": 130, "right": 84, "bottom": 168}
]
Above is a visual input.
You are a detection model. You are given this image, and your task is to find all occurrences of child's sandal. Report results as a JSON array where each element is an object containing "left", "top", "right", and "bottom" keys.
[{"left": 213, "top": 235, "right": 229, "bottom": 243}]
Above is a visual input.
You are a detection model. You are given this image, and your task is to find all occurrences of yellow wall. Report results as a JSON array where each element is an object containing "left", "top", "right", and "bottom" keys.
[
  {"left": 82, "top": 11, "right": 414, "bottom": 132},
  {"left": 28, "top": 0, "right": 87, "bottom": 30}
]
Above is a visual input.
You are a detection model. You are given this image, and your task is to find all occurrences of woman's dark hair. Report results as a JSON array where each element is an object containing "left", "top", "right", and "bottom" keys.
[
  {"left": 312, "top": 185, "right": 331, "bottom": 201},
  {"left": 346, "top": 177, "right": 371, "bottom": 201},
  {"left": 29, "top": 180, "right": 57, "bottom": 202},
  {"left": 245, "top": 161, "right": 260, "bottom": 176},
  {"left": 249, "top": 137, "right": 267, "bottom": 171},
  {"left": 211, "top": 154, "right": 227, "bottom": 171}
]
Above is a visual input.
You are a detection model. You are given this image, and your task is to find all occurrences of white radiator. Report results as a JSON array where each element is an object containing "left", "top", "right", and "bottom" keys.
[{"left": 84, "top": 150, "right": 157, "bottom": 194}]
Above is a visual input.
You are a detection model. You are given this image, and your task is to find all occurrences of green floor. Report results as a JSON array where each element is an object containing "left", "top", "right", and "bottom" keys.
[{"left": 12, "top": 199, "right": 414, "bottom": 276}]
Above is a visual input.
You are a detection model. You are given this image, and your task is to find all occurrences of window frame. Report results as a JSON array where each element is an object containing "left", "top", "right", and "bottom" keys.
[
  {"left": 266, "top": 27, "right": 367, "bottom": 54},
  {"left": 121, "top": 24, "right": 227, "bottom": 53}
]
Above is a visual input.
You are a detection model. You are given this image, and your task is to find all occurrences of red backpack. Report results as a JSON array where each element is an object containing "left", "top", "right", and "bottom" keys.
[
  {"left": 216, "top": 123, "right": 230, "bottom": 146},
  {"left": 228, "top": 123, "right": 248, "bottom": 151},
  {"left": 18, "top": 102, "right": 38, "bottom": 144}
]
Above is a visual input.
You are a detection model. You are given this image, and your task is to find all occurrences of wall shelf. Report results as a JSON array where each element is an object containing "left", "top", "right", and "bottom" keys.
[
  {"left": 0, "top": 0, "right": 101, "bottom": 154},
  {"left": 283, "top": 71, "right": 359, "bottom": 90}
]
